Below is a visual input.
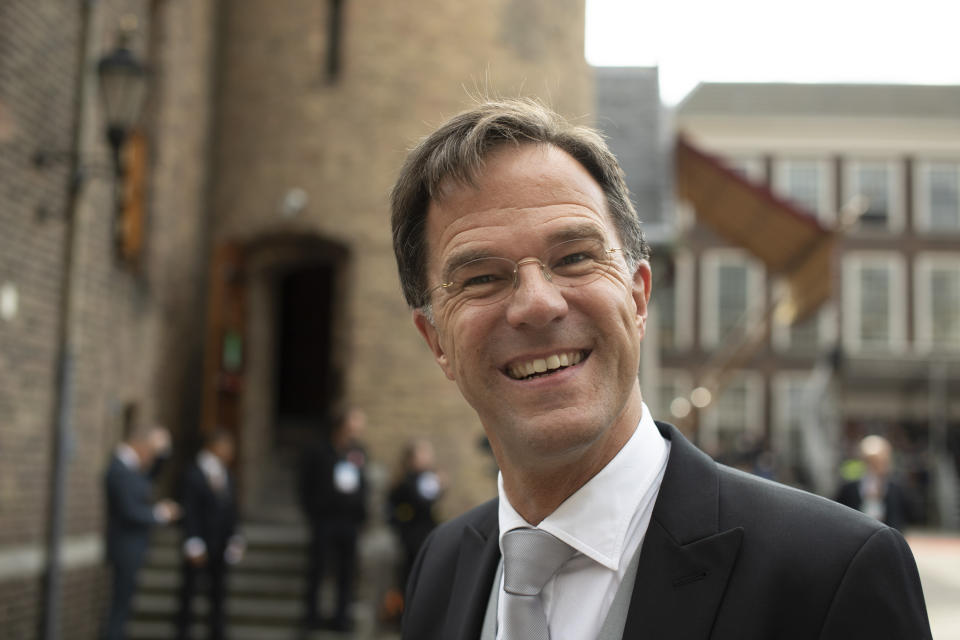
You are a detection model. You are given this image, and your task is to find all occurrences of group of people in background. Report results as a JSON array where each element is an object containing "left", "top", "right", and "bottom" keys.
[
  {"left": 103, "top": 402, "right": 918, "bottom": 639},
  {"left": 101, "top": 410, "right": 242, "bottom": 640},
  {"left": 102, "top": 404, "right": 445, "bottom": 639},
  {"left": 297, "top": 407, "right": 444, "bottom": 634}
]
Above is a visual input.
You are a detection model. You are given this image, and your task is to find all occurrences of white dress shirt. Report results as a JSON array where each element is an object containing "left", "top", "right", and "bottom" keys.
[
  {"left": 115, "top": 443, "right": 140, "bottom": 470},
  {"left": 496, "top": 403, "right": 670, "bottom": 640},
  {"left": 184, "top": 450, "right": 244, "bottom": 561}
]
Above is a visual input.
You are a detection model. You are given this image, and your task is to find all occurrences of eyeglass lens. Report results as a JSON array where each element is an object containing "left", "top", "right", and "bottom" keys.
[{"left": 441, "top": 238, "right": 617, "bottom": 306}]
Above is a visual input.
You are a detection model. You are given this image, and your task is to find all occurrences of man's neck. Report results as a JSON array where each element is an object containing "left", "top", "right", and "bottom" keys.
[{"left": 496, "top": 397, "right": 643, "bottom": 525}]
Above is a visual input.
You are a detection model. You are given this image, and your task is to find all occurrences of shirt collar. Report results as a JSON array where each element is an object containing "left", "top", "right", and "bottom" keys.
[
  {"left": 498, "top": 402, "right": 668, "bottom": 571},
  {"left": 115, "top": 443, "right": 141, "bottom": 470}
]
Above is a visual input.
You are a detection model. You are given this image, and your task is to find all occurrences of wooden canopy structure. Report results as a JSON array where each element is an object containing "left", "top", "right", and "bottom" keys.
[{"left": 675, "top": 135, "right": 836, "bottom": 324}]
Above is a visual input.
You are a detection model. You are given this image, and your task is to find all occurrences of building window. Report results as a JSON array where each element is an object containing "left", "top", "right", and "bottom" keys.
[
  {"left": 842, "top": 253, "right": 906, "bottom": 353},
  {"left": 844, "top": 159, "right": 903, "bottom": 232},
  {"left": 773, "top": 307, "right": 825, "bottom": 354},
  {"left": 701, "top": 371, "right": 764, "bottom": 457},
  {"left": 772, "top": 281, "right": 837, "bottom": 354},
  {"left": 916, "top": 161, "right": 960, "bottom": 233},
  {"left": 775, "top": 158, "right": 834, "bottom": 223},
  {"left": 915, "top": 254, "right": 960, "bottom": 352},
  {"left": 772, "top": 373, "right": 810, "bottom": 478},
  {"left": 655, "top": 370, "right": 693, "bottom": 423},
  {"left": 654, "top": 251, "right": 693, "bottom": 351},
  {"left": 701, "top": 250, "right": 765, "bottom": 348}
]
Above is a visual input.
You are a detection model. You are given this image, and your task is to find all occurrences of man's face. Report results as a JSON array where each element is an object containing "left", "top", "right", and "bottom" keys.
[{"left": 413, "top": 144, "right": 651, "bottom": 467}]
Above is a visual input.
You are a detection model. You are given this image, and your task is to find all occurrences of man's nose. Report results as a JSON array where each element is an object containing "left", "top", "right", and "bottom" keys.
[{"left": 504, "top": 260, "right": 568, "bottom": 327}]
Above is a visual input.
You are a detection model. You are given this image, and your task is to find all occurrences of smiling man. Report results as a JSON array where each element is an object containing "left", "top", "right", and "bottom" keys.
[{"left": 390, "top": 99, "right": 931, "bottom": 640}]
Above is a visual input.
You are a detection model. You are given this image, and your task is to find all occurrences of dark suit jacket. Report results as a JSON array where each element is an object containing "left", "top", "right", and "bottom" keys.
[
  {"left": 403, "top": 422, "right": 931, "bottom": 639},
  {"left": 298, "top": 440, "right": 368, "bottom": 525},
  {"left": 180, "top": 460, "right": 238, "bottom": 557},
  {"left": 104, "top": 454, "right": 159, "bottom": 569}
]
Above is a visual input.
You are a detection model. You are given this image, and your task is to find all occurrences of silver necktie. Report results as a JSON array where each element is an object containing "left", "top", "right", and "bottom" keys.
[{"left": 501, "top": 528, "right": 576, "bottom": 640}]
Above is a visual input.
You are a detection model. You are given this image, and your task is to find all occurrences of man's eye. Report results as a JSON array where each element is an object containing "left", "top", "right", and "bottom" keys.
[
  {"left": 462, "top": 273, "right": 503, "bottom": 288},
  {"left": 557, "top": 252, "right": 591, "bottom": 266}
]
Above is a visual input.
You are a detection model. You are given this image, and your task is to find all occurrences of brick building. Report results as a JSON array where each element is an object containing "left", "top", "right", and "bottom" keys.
[
  {"left": 667, "top": 83, "right": 960, "bottom": 519},
  {"left": 0, "top": 0, "right": 590, "bottom": 636}
]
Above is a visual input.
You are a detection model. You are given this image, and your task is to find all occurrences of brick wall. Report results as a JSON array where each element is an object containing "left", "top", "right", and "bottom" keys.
[
  {"left": 0, "top": 0, "right": 217, "bottom": 636},
  {"left": 209, "top": 0, "right": 592, "bottom": 516}
]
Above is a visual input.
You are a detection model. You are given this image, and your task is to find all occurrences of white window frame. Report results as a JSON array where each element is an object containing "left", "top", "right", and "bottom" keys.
[
  {"left": 914, "top": 160, "right": 960, "bottom": 234},
  {"left": 700, "top": 249, "right": 766, "bottom": 349},
  {"left": 842, "top": 252, "right": 907, "bottom": 353},
  {"left": 774, "top": 158, "right": 835, "bottom": 224},
  {"left": 843, "top": 158, "right": 904, "bottom": 233},
  {"left": 700, "top": 370, "right": 765, "bottom": 455},
  {"left": 771, "top": 372, "right": 811, "bottom": 470},
  {"left": 914, "top": 252, "right": 960, "bottom": 353}
]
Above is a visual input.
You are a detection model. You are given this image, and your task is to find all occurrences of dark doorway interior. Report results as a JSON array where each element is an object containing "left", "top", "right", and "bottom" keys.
[{"left": 274, "top": 263, "right": 337, "bottom": 440}]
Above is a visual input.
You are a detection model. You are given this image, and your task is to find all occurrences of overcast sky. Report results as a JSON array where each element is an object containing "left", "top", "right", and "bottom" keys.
[{"left": 585, "top": 0, "right": 960, "bottom": 104}]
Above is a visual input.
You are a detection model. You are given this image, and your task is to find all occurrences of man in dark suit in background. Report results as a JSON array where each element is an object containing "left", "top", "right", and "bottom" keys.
[
  {"left": 175, "top": 429, "right": 244, "bottom": 640},
  {"left": 389, "top": 99, "right": 931, "bottom": 639},
  {"left": 103, "top": 420, "right": 180, "bottom": 640},
  {"left": 298, "top": 408, "right": 369, "bottom": 632},
  {"left": 836, "top": 434, "right": 918, "bottom": 532}
]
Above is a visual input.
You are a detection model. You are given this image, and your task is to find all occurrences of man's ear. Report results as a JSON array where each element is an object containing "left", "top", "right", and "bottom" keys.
[
  {"left": 413, "top": 309, "right": 455, "bottom": 381},
  {"left": 631, "top": 260, "right": 652, "bottom": 336}
]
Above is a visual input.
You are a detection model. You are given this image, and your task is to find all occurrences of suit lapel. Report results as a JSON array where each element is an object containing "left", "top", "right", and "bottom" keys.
[
  {"left": 443, "top": 505, "right": 501, "bottom": 640},
  {"left": 622, "top": 423, "right": 743, "bottom": 638}
]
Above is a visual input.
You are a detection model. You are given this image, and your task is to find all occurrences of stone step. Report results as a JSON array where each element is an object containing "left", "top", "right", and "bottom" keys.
[
  {"left": 126, "top": 619, "right": 395, "bottom": 640},
  {"left": 139, "top": 567, "right": 306, "bottom": 598},
  {"left": 133, "top": 592, "right": 302, "bottom": 622},
  {"left": 146, "top": 546, "right": 308, "bottom": 573},
  {"left": 132, "top": 522, "right": 402, "bottom": 640},
  {"left": 152, "top": 521, "right": 311, "bottom": 548}
]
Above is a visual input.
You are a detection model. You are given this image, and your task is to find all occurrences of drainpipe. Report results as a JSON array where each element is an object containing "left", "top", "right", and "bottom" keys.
[{"left": 40, "top": 1, "right": 98, "bottom": 638}]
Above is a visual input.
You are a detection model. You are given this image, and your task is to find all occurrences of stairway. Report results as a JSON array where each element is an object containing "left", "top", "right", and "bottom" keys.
[{"left": 127, "top": 521, "right": 401, "bottom": 640}]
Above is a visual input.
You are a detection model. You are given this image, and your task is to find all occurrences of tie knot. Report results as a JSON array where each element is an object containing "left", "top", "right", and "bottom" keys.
[{"left": 502, "top": 528, "right": 575, "bottom": 596}]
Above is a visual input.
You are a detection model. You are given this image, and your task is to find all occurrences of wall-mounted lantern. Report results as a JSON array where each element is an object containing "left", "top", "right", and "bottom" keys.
[{"left": 96, "top": 31, "right": 147, "bottom": 181}]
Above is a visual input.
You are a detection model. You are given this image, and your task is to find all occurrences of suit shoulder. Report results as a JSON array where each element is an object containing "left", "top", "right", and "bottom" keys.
[{"left": 717, "top": 464, "right": 885, "bottom": 549}]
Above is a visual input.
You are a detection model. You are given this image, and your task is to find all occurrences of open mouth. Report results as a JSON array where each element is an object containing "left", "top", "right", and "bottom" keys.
[{"left": 505, "top": 350, "right": 587, "bottom": 381}]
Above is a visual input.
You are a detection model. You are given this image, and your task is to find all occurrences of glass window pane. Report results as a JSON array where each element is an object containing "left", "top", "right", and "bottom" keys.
[
  {"left": 930, "top": 268, "right": 960, "bottom": 347},
  {"left": 857, "top": 163, "right": 890, "bottom": 226},
  {"left": 787, "top": 312, "right": 819, "bottom": 352},
  {"left": 717, "top": 263, "right": 748, "bottom": 337},
  {"left": 928, "top": 164, "right": 959, "bottom": 230},
  {"left": 859, "top": 266, "right": 890, "bottom": 346},
  {"left": 784, "top": 162, "right": 822, "bottom": 214}
]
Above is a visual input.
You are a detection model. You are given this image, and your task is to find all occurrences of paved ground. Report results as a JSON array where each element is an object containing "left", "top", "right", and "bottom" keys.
[{"left": 907, "top": 532, "right": 960, "bottom": 640}]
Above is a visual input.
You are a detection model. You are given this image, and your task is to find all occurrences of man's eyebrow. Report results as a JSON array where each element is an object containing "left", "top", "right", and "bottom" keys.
[
  {"left": 545, "top": 223, "right": 608, "bottom": 245},
  {"left": 440, "top": 247, "right": 496, "bottom": 281}
]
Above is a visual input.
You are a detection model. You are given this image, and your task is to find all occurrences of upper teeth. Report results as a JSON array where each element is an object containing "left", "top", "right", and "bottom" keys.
[{"left": 508, "top": 351, "right": 583, "bottom": 380}]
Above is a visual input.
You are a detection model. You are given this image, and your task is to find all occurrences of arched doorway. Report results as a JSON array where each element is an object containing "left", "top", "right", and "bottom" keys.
[{"left": 201, "top": 233, "right": 351, "bottom": 519}]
